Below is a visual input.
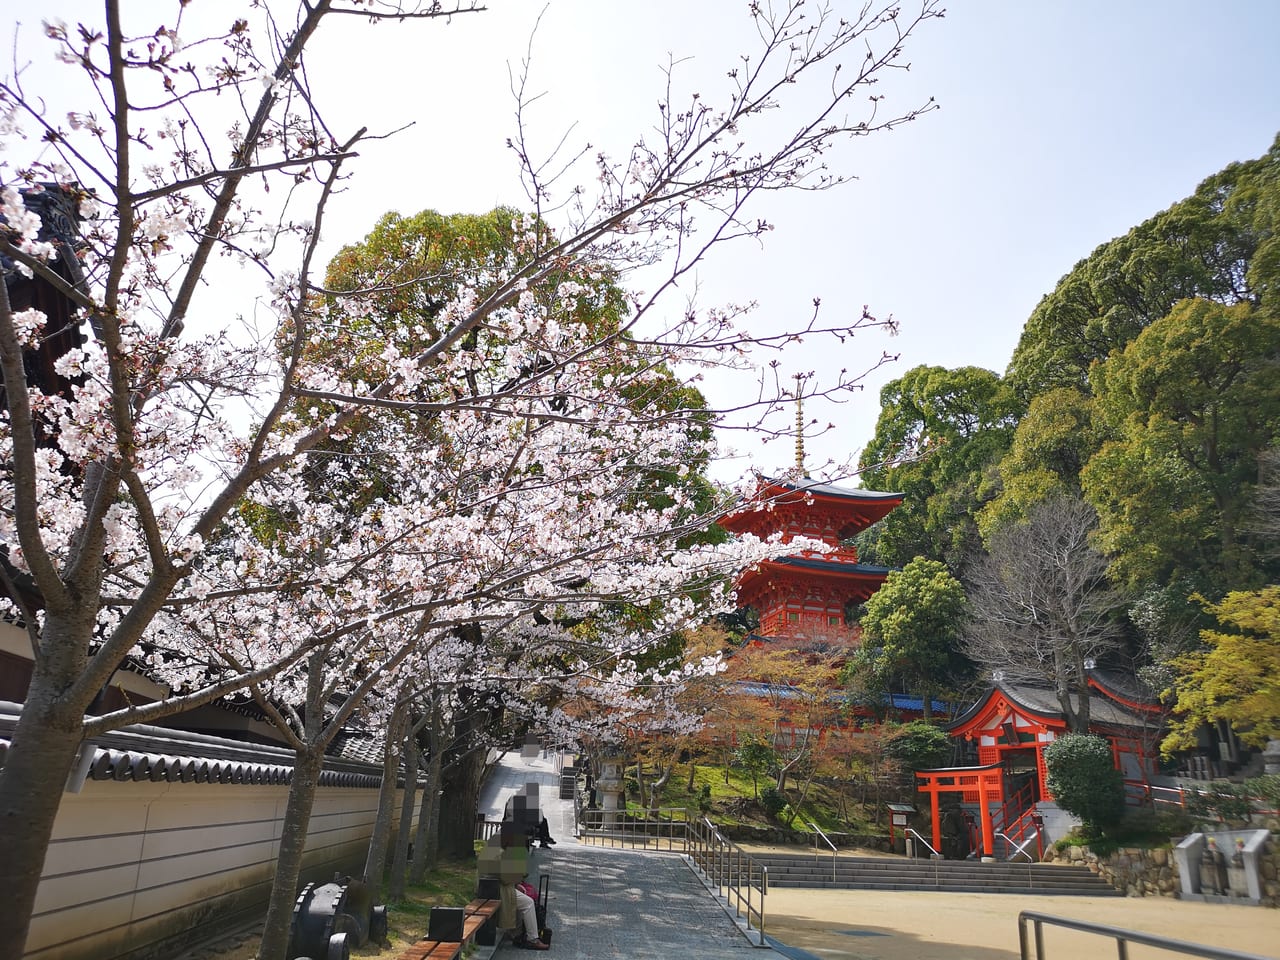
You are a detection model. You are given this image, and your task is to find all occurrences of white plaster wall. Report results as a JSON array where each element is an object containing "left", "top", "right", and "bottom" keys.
[{"left": 23, "top": 779, "right": 404, "bottom": 960}]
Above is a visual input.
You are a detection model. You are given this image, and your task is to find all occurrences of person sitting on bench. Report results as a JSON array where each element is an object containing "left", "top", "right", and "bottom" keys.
[{"left": 499, "top": 824, "right": 549, "bottom": 950}]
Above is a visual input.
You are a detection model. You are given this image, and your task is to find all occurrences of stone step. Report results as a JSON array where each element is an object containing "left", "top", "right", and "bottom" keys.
[{"left": 744, "top": 854, "right": 1120, "bottom": 896}]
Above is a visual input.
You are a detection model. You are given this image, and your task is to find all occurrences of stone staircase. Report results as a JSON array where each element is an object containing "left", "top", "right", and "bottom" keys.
[{"left": 749, "top": 851, "right": 1121, "bottom": 896}]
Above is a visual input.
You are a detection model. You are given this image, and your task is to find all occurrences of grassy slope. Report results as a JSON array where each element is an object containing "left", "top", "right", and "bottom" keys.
[{"left": 637, "top": 760, "right": 884, "bottom": 835}]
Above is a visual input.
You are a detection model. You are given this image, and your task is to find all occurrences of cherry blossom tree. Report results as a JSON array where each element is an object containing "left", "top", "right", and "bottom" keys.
[
  {"left": 172, "top": 321, "right": 803, "bottom": 956},
  {"left": 0, "top": 1, "right": 942, "bottom": 954}
]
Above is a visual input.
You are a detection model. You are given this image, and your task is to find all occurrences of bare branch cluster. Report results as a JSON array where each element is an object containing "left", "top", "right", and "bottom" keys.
[{"left": 962, "top": 496, "right": 1127, "bottom": 731}]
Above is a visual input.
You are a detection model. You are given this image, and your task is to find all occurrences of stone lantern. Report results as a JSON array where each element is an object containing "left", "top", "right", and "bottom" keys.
[{"left": 594, "top": 750, "right": 625, "bottom": 828}]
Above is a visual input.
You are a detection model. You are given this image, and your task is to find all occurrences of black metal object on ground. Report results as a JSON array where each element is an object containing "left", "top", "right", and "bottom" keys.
[{"left": 287, "top": 876, "right": 388, "bottom": 960}]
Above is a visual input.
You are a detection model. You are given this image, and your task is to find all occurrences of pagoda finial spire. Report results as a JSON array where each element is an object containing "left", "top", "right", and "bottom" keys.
[{"left": 794, "top": 373, "right": 805, "bottom": 477}]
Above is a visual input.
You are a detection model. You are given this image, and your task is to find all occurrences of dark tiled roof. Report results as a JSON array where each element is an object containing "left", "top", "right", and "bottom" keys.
[
  {"left": 950, "top": 681, "right": 1157, "bottom": 731},
  {"left": 732, "top": 680, "right": 947, "bottom": 714},
  {"left": 769, "top": 556, "right": 894, "bottom": 576},
  {"left": 767, "top": 476, "right": 902, "bottom": 502},
  {"left": 0, "top": 701, "right": 384, "bottom": 788}
]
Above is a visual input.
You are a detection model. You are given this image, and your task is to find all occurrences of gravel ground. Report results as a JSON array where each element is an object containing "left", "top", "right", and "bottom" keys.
[
  {"left": 182, "top": 888, "right": 1280, "bottom": 960},
  {"left": 763, "top": 887, "right": 1280, "bottom": 960}
]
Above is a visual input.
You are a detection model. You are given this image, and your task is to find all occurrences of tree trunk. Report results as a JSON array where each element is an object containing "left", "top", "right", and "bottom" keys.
[
  {"left": 791, "top": 767, "right": 817, "bottom": 824},
  {"left": 633, "top": 757, "right": 648, "bottom": 809},
  {"left": 438, "top": 744, "right": 487, "bottom": 859},
  {"left": 647, "top": 764, "right": 671, "bottom": 813},
  {"left": 388, "top": 730, "right": 420, "bottom": 900},
  {"left": 258, "top": 745, "right": 325, "bottom": 960},
  {"left": 422, "top": 747, "right": 444, "bottom": 869},
  {"left": 686, "top": 761, "right": 696, "bottom": 792},
  {"left": 0, "top": 672, "right": 88, "bottom": 958},
  {"left": 362, "top": 706, "right": 407, "bottom": 888},
  {"left": 410, "top": 699, "right": 444, "bottom": 883},
  {"left": 437, "top": 691, "right": 492, "bottom": 859},
  {"left": 1054, "top": 648, "right": 1092, "bottom": 734},
  {"left": 1073, "top": 654, "right": 1092, "bottom": 733},
  {"left": 409, "top": 766, "right": 433, "bottom": 885}
]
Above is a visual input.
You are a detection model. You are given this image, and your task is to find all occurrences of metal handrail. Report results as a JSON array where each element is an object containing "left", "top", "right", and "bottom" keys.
[
  {"left": 905, "top": 827, "right": 941, "bottom": 859},
  {"left": 578, "top": 806, "right": 689, "bottom": 852},
  {"left": 808, "top": 821, "right": 838, "bottom": 882},
  {"left": 686, "top": 816, "right": 768, "bottom": 947},
  {"left": 1018, "top": 910, "right": 1274, "bottom": 960},
  {"left": 996, "top": 829, "right": 1038, "bottom": 863}
]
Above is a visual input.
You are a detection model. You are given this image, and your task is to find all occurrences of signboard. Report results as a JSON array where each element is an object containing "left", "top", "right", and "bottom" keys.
[{"left": 891, "top": 813, "right": 909, "bottom": 826}]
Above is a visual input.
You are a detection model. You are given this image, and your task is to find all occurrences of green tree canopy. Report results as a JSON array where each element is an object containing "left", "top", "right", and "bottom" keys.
[
  {"left": 977, "top": 386, "right": 1106, "bottom": 541},
  {"left": 853, "top": 556, "right": 969, "bottom": 719},
  {"left": 1007, "top": 134, "right": 1280, "bottom": 398},
  {"left": 1082, "top": 297, "right": 1280, "bottom": 593},
  {"left": 882, "top": 719, "right": 951, "bottom": 771},
  {"left": 857, "top": 365, "right": 1021, "bottom": 569},
  {"left": 1162, "top": 585, "right": 1280, "bottom": 756}
]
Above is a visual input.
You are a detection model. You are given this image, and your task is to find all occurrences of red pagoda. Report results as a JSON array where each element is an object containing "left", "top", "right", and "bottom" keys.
[{"left": 718, "top": 475, "right": 902, "bottom": 644}]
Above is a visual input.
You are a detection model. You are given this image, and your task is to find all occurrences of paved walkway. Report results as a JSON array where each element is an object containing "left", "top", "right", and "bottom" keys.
[
  {"left": 475, "top": 751, "right": 1279, "bottom": 960},
  {"left": 476, "top": 750, "right": 776, "bottom": 960}
]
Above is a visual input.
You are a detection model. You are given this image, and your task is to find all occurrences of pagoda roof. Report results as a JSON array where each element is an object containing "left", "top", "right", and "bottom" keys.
[
  {"left": 767, "top": 556, "right": 894, "bottom": 578},
  {"left": 769, "top": 475, "right": 901, "bottom": 501},
  {"left": 719, "top": 475, "right": 903, "bottom": 531},
  {"left": 734, "top": 557, "right": 893, "bottom": 593}
]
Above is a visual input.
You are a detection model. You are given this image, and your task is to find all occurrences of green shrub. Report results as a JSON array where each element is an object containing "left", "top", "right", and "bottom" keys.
[
  {"left": 1184, "top": 780, "right": 1254, "bottom": 825},
  {"left": 760, "top": 785, "right": 787, "bottom": 818},
  {"left": 697, "top": 784, "right": 712, "bottom": 813},
  {"left": 1053, "top": 808, "right": 1191, "bottom": 855},
  {"left": 1245, "top": 774, "right": 1280, "bottom": 810},
  {"left": 732, "top": 736, "right": 777, "bottom": 799},
  {"left": 883, "top": 720, "right": 951, "bottom": 771},
  {"left": 1044, "top": 733, "right": 1125, "bottom": 835}
]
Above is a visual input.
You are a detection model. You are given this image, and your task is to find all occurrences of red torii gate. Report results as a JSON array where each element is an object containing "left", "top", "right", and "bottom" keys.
[{"left": 914, "top": 763, "right": 1003, "bottom": 858}]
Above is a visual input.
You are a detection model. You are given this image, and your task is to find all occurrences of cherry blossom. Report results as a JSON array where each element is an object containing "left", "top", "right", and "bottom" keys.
[{"left": 0, "top": 2, "right": 940, "bottom": 956}]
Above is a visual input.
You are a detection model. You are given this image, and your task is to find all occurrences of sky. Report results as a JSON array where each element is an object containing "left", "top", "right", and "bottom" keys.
[
  {"left": 302, "top": 0, "right": 1280, "bottom": 483},
  {"left": 14, "top": 0, "right": 1280, "bottom": 485}
]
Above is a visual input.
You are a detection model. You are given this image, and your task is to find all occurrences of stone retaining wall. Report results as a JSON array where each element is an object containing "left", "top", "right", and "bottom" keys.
[{"left": 1044, "top": 818, "right": 1280, "bottom": 904}]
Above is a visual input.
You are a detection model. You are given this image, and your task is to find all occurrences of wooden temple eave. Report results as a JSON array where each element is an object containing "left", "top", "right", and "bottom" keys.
[
  {"left": 1086, "top": 674, "right": 1165, "bottom": 715},
  {"left": 717, "top": 478, "right": 902, "bottom": 534},
  {"left": 733, "top": 562, "right": 890, "bottom": 609}
]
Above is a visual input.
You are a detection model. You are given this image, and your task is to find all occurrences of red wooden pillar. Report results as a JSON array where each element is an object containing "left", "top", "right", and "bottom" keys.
[
  {"left": 978, "top": 770, "right": 998, "bottom": 857},
  {"left": 915, "top": 764, "right": 1003, "bottom": 859},
  {"left": 928, "top": 784, "right": 942, "bottom": 853}
]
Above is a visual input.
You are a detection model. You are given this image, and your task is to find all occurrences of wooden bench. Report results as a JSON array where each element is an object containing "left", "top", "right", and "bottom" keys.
[{"left": 395, "top": 898, "right": 501, "bottom": 960}]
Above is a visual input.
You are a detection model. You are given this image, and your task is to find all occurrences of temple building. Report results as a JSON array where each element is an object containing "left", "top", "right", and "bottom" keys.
[
  {"left": 914, "top": 670, "right": 1168, "bottom": 860},
  {"left": 718, "top": 474, "right": 902, "bottom": 646}
]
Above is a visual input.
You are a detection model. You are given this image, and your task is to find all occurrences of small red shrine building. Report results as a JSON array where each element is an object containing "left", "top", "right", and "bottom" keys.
[
  {"left": 915, "top": 671, "right": 1166, "bottom": 857},
  {"left": 718, "top": 475, "right": 902, "bottom": 643}
]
